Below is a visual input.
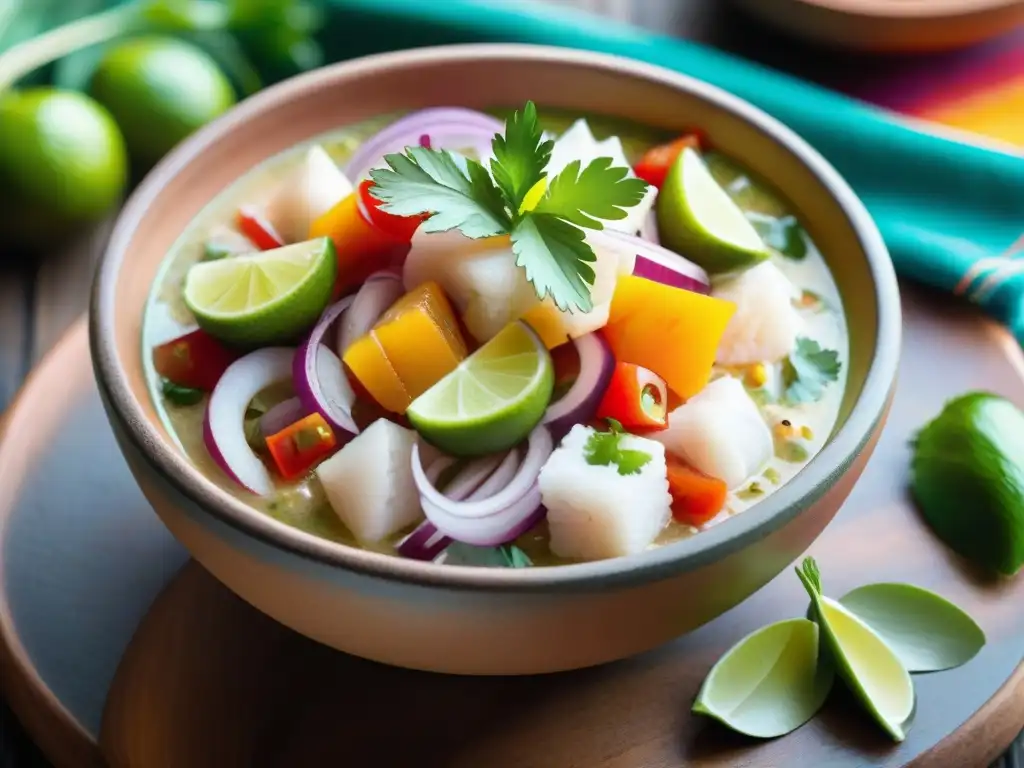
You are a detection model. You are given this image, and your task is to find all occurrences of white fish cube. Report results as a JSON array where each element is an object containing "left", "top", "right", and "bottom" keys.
[
  {"left": 315, "top": 419, "right": 422, "bottom": 542},
  {"left": 539, "top": 425, "right": 671, "bottom": 561},
  {"left": 653, "top": 377, "right": 772, "bottom": 489},
  {"left": 712, "top": 261, "right": 803, "bottom": 365},
  {"left": 264, "top": 145, "right": 354, "bottom": 243}
]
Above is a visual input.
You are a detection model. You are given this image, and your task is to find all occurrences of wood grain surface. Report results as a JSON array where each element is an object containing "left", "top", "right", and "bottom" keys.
[{"left": 1, "top": 1, "right": 1022, "bottom": 767}]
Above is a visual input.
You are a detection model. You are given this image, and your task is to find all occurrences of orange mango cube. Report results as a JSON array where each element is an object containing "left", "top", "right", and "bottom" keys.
[
  {"left": 603, "top": 275, "right": 736, "bottom": 400},
  {"left": 342, "top": 281, "right": 467, "bottom": 413},
  {"left": 309, "top": 191, "right": 405, "bottom": 294}
]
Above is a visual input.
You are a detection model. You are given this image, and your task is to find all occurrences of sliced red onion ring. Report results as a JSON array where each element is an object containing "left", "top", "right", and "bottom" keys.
[
  {"left": 412, "top": 426, "right": 553, "bottom": 546},
  {"left": 293, "top": 297, "right": 358, "bottom": 438},
  {"left": 336, "top": 271, "right": 404, "bottom": 356},
  {"left": 397, "top": 452, "right": 508, "bottom": 560},
  {"left": 345, "top": 108, "right": 503, "bottom": 182},
  {"left": 542, "top": 333, "right": 615, "bottom": 439},
  {"left": 590, "top": 229, "right": 710, "bottom": 295},
  {"left": 638, "top": 210, "right": 660, "bottom": 245},
  {"left": 259, "top": 396, "right": 311, "bottom": 438},
  {"left": 204, "top": 348, "right": 294, "bottom": 495}
]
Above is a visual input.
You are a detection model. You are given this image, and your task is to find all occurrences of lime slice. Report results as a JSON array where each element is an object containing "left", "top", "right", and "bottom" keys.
[
  {"left": 407, "top": 320, "right": 553, "bottom": 456},
  {"left": 797, "top": 560, "right": 915, "bottom": 742},
  {"left": 692, "top": 617, "right": 834, "bottom": 739},
  {"left": 657, "top": 147, "right": 769, "bottom": 274},
  {"left": 184, "top": 237, "right": 337, "bottom": 346}
]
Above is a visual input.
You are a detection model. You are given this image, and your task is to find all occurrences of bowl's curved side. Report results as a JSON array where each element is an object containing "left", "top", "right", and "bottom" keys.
[
  {"left": 101, "top": 381, "right": 891, "bottom": 674},
  {"left": 90, "top": 44, "right": 901, "bottom": 596}
]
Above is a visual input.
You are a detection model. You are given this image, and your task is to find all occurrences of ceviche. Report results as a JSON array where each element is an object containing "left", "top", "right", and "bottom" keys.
[{"left": 144, "top": 103, "right": 847, "bottom": 567}]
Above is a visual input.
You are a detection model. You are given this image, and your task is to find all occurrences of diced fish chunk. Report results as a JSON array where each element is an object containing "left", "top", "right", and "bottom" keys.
[
  {"left": 539, "top": 425, "right": 671, "bottom": 560},
  {"left": 264, "top": 145, "right": 353, "bottom": 243},
  {"left": 653, "top": 376, "right": 772, "bottom": 489},
  {"left": 315, "top": 419, "right": 422, "bottom": 542},
  {"left": 713, "top": 261, "right": 803, "bottom": 365}
]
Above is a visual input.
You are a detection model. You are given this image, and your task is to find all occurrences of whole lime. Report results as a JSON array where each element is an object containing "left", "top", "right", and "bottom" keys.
[
  {"left": 911, "top": 391, "right": 1024, "bottom": 576},
  {"left": 88, "top": 37, "right": 235, "bottom": 167},
  {"left": 0, "top": 88, "right": 128, "bottom": 248}
]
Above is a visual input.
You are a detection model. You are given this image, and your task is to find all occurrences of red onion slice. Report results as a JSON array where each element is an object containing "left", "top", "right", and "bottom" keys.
[
  {"left": 542, "top": 333, "right": 615, "bottom": 440},
  {"left": 345, "top": 108, "right": 503, "bottom": 182},
  {"left": 397, "top": 452, "right": 509, "bottom": 560},
  {"left": 590, "top": 229, "right": 710, "bottom": 295},
  {"left": 336, "top": 271, "right": 404, "bottom": 356},
  {"left": 259, "top": 397, "right": 311, "bottom": 438},
  {"left": 293, "top": 297, "right": 359, "bottom": 438},
  {"left": 412, "top": 426, "right": 553, "bottom": 546},
  {"left": 204, "top": 348, "right": 294, "bottom": 495}
]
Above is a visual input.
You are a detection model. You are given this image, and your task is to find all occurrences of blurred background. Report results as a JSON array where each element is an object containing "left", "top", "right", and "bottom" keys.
[{"left": 0, "top": 0, "right": 1021, "bottom": 765}]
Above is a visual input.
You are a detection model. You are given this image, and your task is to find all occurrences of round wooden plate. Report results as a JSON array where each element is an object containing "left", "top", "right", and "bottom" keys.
[
  {"left": 732, "top": 0, "right": 1024, "bottom": 52},
  {"left": 2, "top": 285, "right": 1023, "bottom": 768}
]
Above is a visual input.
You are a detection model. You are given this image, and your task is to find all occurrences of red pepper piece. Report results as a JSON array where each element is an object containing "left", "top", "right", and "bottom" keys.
[
  {"left": 265, "top": 413, "right": 338, "bottom": 480},
  {"left": 595, "top": 362, "right": 669, "bottom": 431},
  {"left": 237, "top": 206, "right": 285, "bottom": 250},
  {"left": 633, "top": 134, "right": 702, "bottom": 189},
  {"left": 666, "top": 456, "right": 727, "bottom": 526},
  {"left": 358, "top": 179, "right": 428, "bottom": 241},
  {"left": 152, "top": 328, "right": 239, "bottom": 391}
]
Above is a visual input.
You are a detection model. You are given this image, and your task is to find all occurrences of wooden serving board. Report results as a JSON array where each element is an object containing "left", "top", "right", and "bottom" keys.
[{"left": 1, "top": 284, "right": 1022, "bottom": 768}]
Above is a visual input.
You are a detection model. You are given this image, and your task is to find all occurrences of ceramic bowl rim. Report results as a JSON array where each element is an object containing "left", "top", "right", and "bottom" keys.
[{"left": 90, "top": 43, "right": 901, "bottom": 592}]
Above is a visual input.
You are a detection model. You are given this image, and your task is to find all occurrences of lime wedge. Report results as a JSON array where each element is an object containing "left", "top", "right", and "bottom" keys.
[
  {"left": 183, "top": 237, "right": 337, "bottom": 346},
  {"left": 692, "top": 617, "right": 834, "bottom": 739},
  {"left": 407, "top": 320, "right": 553, "bottom": 456},
  {"left": 657, "top": 147, "right": 769, "bottom": 274},
  {"left": 796, "top": 560, "right": 915, "bottom": 742}
]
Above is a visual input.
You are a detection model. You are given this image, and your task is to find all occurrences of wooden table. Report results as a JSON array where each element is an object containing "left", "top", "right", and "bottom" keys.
[{"left": 0, "top": 1, "right": 1020, "bottom": 765}]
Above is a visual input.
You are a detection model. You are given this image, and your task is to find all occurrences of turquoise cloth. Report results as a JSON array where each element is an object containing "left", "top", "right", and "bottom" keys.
[{"left": 321, "top": 0, "right": 1024, "bottom": 345}]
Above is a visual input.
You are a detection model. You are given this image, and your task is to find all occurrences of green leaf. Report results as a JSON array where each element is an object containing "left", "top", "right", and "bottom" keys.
[
  {"left": 511, "top": 214, "right": 594, "bottom": 312},
  {"left": 838, "top": 583, "right": 985, "bottom": 673},
  {"left": 161, "top": 379, "right": 204, "bottom": 406},
  {"left": 782, "top": 337, "right": 841, "bottom": 405},
  {"left": 369, "top": 147, "right": 510, "bottom": 239},
  {"left": 795, "top": 556, "right": 823, "bottom": 595},
  {"left": 751, "top": 214, "right": 808, "bottom": 260},
  {"left": 692, "top": 618, "right": 834, "bottom": 739},
  {"left": 535, "top": 157, "right": 649, "bottom": 229},
  {"left": 489, "top": 100, "right": 552, "bottom": 210},
  {"left": 582, "top": 419, "right": 652, "bottom": 476},
  {"left": 498, "top": 544, "right": 532, "bottom": 568}
]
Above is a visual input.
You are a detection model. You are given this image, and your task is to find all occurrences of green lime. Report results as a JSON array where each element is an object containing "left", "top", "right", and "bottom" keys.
[
  {"left": 657, "top": 147, "right": 769, "bottom": 274},
  {"left": 0, "top": 88, "right": 127, "bottom": 247},
  {"left": 407, "top": 321, "right": 554, "bottom": 457},
  {"left": 88, "top": 36, "right": 235, "bottom": 167},
  {"left": 797, "top": 560, "right": 914, "bottom": 742},
  {"left": 183, "top": 237, "right": 337, "bottom": 347},
  {"left": 911, "top": 392, "right": 1024, "bottom": 576},
  {"left": 692, "top": 617, "right": 833, "bottom": 738}
]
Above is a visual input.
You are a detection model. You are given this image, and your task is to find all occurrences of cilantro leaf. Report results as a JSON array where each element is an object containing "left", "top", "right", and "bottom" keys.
[
  {"left": 752, "top": 214, "right": 808, "bottom": 260},
  {"left": 782, "top": 337, "right": 841, "bottom": 404},
  {"left": 490, "top": 100, "right": 553, "bottom": 210},
  {"left": 498, "top": 544, "right": 532, "bottom": 568},
  {"left": 583, "top": 419, "right": 652, "bottom": 476},
  {"left": 511, "top": 214, "right": 595, "bottom": 313},
  {"left": 161, "top": 379, "right": 204, "bottom": 406},
  {"left": 535, "top": 157, "right": 649, "bottom": 229},
  {"left": 369, "top": 147, "right": 510, "bottom": 238}
]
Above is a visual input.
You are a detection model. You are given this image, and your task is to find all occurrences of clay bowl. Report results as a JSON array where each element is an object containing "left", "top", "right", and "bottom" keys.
[
  {"left": 734, "top": 0, "right": 1024, "bottom": 52},
  {"left": 90, "top": 44, "right": 901, "bottom": 675}
]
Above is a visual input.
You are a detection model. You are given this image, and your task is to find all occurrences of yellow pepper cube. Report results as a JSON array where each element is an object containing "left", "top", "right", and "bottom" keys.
[
  {"left": 342, "top": 281, "right": 467, "bottom": 414},
  {"left": 603, "top": 275, "right": 736, "bottom": 400}
]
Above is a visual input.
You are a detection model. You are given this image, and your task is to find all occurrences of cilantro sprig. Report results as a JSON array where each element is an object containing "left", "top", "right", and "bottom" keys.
[
  {"left": 369, "top": 101, "right": 650, "bottom": 313},
  {"left": 584, "top": 418, "right": 652, "bottom": 476},
  {"left": 782, "top": 337, "right": 842, "bottom": 404}
]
